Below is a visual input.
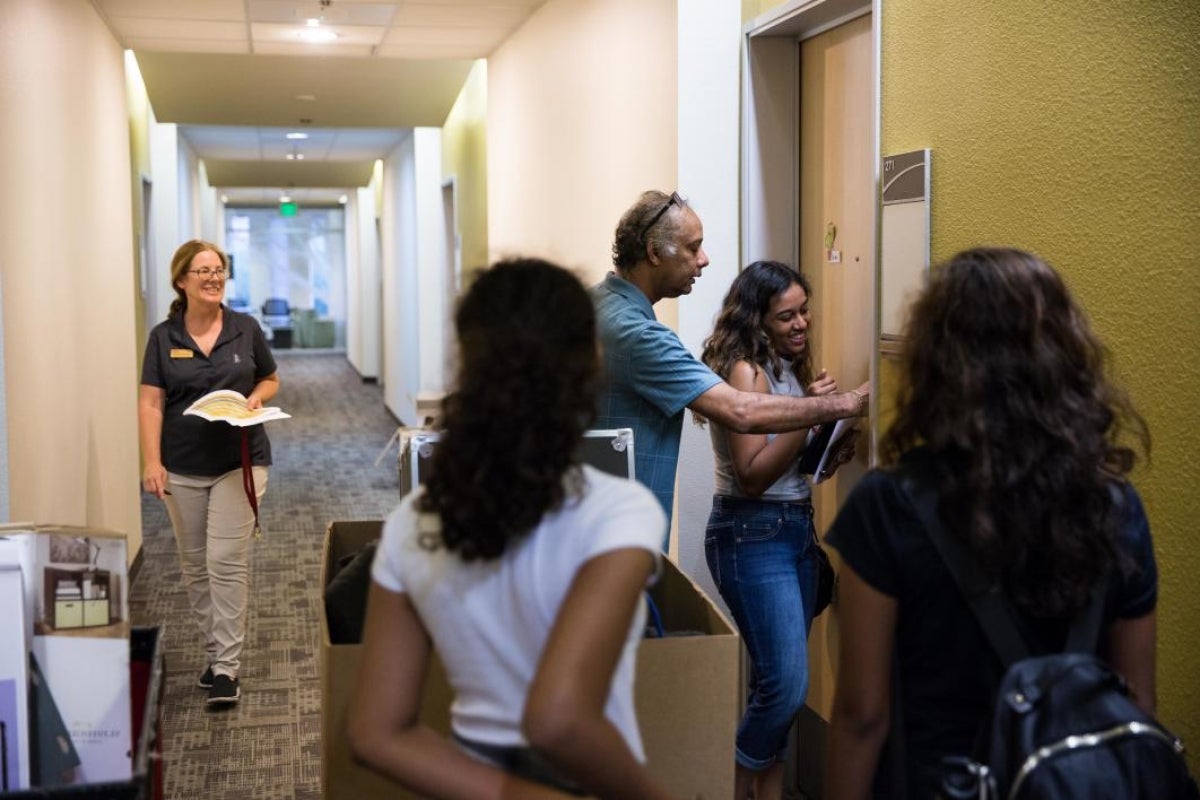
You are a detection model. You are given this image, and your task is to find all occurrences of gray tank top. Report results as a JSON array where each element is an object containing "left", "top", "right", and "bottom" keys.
[{"left": 710, "top": 360, "right": 812, "bottom": 501}]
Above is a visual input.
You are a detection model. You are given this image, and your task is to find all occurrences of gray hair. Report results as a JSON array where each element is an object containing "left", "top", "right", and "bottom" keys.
[{"left": 611, "top": 190, "right": 689, "bottom": 272}]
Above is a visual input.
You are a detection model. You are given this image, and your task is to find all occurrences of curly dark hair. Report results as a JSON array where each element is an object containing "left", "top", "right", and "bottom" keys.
[
  {"left": 882, "top": 247, "right": 1150, "bottom": 618},
  {"left": 416, "top": 258, "right": 598, "bottom": 561},
  {"left": 611, "top": 190, "right": 690, "bottom": 272},
  {"left": 701, "top": 261, "right": 815, "bottom": 387}
]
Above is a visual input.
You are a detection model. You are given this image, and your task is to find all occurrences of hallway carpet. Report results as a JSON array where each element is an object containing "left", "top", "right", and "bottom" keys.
[{"left": 129, "top": 351, "right": 404, "bottom": 800}]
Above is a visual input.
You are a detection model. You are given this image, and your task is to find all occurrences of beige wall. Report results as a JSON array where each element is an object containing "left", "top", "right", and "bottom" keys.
[
  {"left": 487, "top": 0, "right": 678, "bottom": 290},
  {"left": 126, "top": 52, "right": 153, "bottom": 361},
  {"left": 442, "top": 60, "right": 489, "bottom": 279},
  {"left": 0, "top": 1, "right": 142, "bottom": 554},
  {"left": 883, "top": 0, "right": 1200, "bottom": 762}
]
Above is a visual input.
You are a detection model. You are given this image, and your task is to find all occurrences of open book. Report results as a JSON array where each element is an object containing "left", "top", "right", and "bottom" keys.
[
  {"left": 797, "top": 418, "right": 857, "bottom": 484},
  {"left": 183, "top": 390, "right": 291, "bottom": 427}
]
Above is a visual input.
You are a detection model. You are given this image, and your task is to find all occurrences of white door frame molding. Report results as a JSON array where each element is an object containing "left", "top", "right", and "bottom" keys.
[{"left": 741, "top": 0, "right": 881, "bottom": 464}]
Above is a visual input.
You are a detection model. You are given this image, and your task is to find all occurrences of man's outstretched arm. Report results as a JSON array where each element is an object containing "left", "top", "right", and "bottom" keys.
[{"left": 690, "top": 379, "right": 868, "bottom": 434}]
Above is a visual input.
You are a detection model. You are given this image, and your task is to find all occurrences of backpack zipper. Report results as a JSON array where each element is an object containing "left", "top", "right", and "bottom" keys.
[{"left": 1008, "top": 721, "right": 1184, "bottom": 799}]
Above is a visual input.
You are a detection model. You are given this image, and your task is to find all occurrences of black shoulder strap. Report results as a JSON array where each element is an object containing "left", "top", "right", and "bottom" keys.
[
  {"left": 1064, "top": 580, "right": 1107, "bottom": 653},
  {"left": 898, "top": 471, "right": 1030, "bottom": 667},
  {"left": 1061, "top": 482, "right": 1124, "bottom": 652},
  {"left": 899, "top": 468, "right": 1108, "bottom": 665}
]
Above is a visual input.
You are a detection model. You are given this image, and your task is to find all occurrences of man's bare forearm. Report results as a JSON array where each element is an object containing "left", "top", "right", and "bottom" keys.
[
  {"left": 693, "top": 380, "right": 869, "bottom": 434},
  {"left": 740, "top": 386, "right": 866, "bottom": 433}
]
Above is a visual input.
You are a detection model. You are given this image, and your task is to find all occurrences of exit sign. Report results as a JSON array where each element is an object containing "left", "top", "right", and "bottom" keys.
[{"left": 280, "top": 201, "right": 298, "bottom": 217}]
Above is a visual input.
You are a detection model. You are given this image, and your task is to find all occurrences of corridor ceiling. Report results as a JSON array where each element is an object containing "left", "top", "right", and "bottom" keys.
[{"left": 92, "top": 0, "right": 546, "bottom": 204}]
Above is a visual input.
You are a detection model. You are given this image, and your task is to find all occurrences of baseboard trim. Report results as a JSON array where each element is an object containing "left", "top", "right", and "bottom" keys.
[{"left": 346, "top": 358, "right": 379, "bottom": 384}]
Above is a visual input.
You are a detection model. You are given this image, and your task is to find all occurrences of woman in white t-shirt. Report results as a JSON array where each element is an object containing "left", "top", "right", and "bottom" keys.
[{"left": 348, "top": 258, "right": 676, "bottom": 800}]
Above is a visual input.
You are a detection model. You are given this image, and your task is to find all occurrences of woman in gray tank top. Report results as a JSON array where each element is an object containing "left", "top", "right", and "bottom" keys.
[{"left": 699, "top": 261, "right": 855, "bottom": 800}]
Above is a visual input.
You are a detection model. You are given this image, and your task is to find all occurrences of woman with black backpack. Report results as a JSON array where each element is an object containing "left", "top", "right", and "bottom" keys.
[{"left": 823, "top": 248, "right": 1167, "bottom": 798}]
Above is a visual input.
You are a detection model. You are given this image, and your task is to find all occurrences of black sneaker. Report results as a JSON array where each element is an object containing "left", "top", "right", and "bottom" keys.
[
  {"left": 207, "top": 674, "right": 240, "bottom": 706},
  {"left": 198, "top": 666, "right": 215, "bottom": 689}
]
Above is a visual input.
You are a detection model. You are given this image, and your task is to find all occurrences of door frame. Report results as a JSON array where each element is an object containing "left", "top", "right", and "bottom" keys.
[
  {"left": 741, "top": 0, "right": 881, "bottom": 464},
  {"left": 440, "top": 177, "right": 462, "bottom": 389}
]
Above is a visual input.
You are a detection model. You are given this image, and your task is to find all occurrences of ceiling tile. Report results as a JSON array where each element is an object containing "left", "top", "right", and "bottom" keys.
[
  {"left": 381, "top": 26, "right": 501, "bottom": 47},
  {"left": 391, "top": 3, "right": 530, "bottom": 27},
  {"left": 251, "top": 21, "right": 386, "bottom": 46},
  {"left": 96, "top": 0, "right": 247, "bottom": 21},
  {"left": 110, "top": 17, "right": 247, "bottom": 40},
  {"left": 181, "top": 126, "right": 263, "bottom": 146},
  {"left": 248, "top": 0, "right": 399, "bottom": 26},
  {"left": 252, "top": 41, "right": 376, "bottom": 57},
  {"left": 111, "top": 0, "right": 547, "bottom": 190},
  {"left": 258, "top": 127, "right": 342, "bottom": 148},
  {"left": 326, "top": 130, "right": 409, "bottom": 159},
  {"left": 126, "top": 38, "right": 251, "bottom": 54},
  {"left": 429, "top": 0, "right": 544, "bottom": 6}
]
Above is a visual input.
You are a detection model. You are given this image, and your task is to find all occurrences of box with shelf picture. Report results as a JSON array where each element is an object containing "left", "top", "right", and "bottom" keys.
[
  {"left": 44, "top": 567, "right": 116, "bottom": 630},
  {"left": 0, "top": 525, "right": 132, "bottom": 789}
]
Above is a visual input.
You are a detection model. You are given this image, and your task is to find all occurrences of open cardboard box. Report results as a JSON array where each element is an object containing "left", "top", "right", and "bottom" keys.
[{"left": 320, "top": 520, "right": 739, "bottom": 799}]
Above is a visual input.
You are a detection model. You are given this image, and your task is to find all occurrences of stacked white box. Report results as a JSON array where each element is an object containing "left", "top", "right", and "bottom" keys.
[{"left": 0, "top": 540, "right": 31, "bottom": 791}]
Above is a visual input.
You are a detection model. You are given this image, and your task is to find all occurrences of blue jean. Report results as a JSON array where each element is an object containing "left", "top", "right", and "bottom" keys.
[{"left": 704, "top": 494, "right": 819, "bottom": 771}]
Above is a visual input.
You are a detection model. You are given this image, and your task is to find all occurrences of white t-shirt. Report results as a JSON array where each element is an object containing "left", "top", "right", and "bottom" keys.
[{"left": 370, "top": 464, "right": 666, "bottom": 760}]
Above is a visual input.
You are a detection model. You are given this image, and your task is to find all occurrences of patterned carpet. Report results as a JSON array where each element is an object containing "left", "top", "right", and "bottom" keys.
[{"left": 129, "top": 351, "right": 404, "bottom": 800}]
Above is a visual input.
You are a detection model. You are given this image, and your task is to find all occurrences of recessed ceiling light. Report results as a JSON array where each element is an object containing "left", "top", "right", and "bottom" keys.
[
  {"left": 286, "top": 132, "right": 308, "bottom": 140},
  {"left": 298, "top": 27, "right": 338, "bottom": 43},
  {"left": 295, "top": 94, "right": 317, "bottom": 103},
  {"left": 306, "top": 18, "right": 321, "bottom": 27},
  {"left": 280, "top": 195, "right": 292, "bottom": 203},
  {"left": 220, "top": 194, "right": 229, "bottom": 203},
  {"left": 295, "top": 154, "right": 305, "bottom": 160},
  {"left": 338, "top": 194, "right": 348, "bottom": 205},
  {"left": 286, "top": 153, "right": 295, "bottom": 160}
]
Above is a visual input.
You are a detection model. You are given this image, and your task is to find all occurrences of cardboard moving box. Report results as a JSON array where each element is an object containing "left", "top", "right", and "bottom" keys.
[{"left": 320, "top": 520, "right": 738, "bottom": 799}]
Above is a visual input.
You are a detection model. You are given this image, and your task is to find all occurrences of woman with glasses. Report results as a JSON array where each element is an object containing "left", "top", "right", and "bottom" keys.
[
  {"left": 699, "top": 261, "right": 852, "bottom": 800},
  {"left": 349, "top": 258, "right": 676, "bottom": 799},
  {"left": 138, "top": 239, "right": 279, "bottom": 707}
]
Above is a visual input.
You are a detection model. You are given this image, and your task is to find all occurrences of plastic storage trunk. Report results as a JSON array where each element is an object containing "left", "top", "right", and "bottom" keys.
[{"left": 399, "top": 428, "right": 635, "bottom": 497}]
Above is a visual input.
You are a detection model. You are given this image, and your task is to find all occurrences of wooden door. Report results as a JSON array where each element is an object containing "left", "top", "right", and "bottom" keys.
[{"left": 799, "top": 11, "right": 875, "bottom": 721}]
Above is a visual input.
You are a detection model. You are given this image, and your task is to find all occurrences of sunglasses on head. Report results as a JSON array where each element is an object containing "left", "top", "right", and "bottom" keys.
[{"left": 638, "top": 191, "right": 684, "bottom": 240}]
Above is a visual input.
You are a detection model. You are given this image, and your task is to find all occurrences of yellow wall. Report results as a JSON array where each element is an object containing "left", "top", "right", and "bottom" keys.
[
  {"left": 882, "top": 0, "right": 1200, "bottom": 765},
  {"left": 442, "top": 60, "right": 489, "bottom": 280},
  {"left": 741, "top": 0, "right": 778, "bottom": 24}
]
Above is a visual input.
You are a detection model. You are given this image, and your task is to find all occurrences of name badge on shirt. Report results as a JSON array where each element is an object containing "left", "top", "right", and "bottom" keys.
[{"left": 170, "top": 348, "right": 194, "bottom": 359}]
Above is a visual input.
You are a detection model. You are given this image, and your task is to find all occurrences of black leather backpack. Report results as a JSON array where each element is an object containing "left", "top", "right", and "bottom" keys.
[{"left": 899, "top": 473, "right": 1199, "bottom": 800}]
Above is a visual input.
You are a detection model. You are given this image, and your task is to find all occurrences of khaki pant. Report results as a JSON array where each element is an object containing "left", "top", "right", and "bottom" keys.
[{"left": 164, "top": 466, "right": 268, "bottom": 679}]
